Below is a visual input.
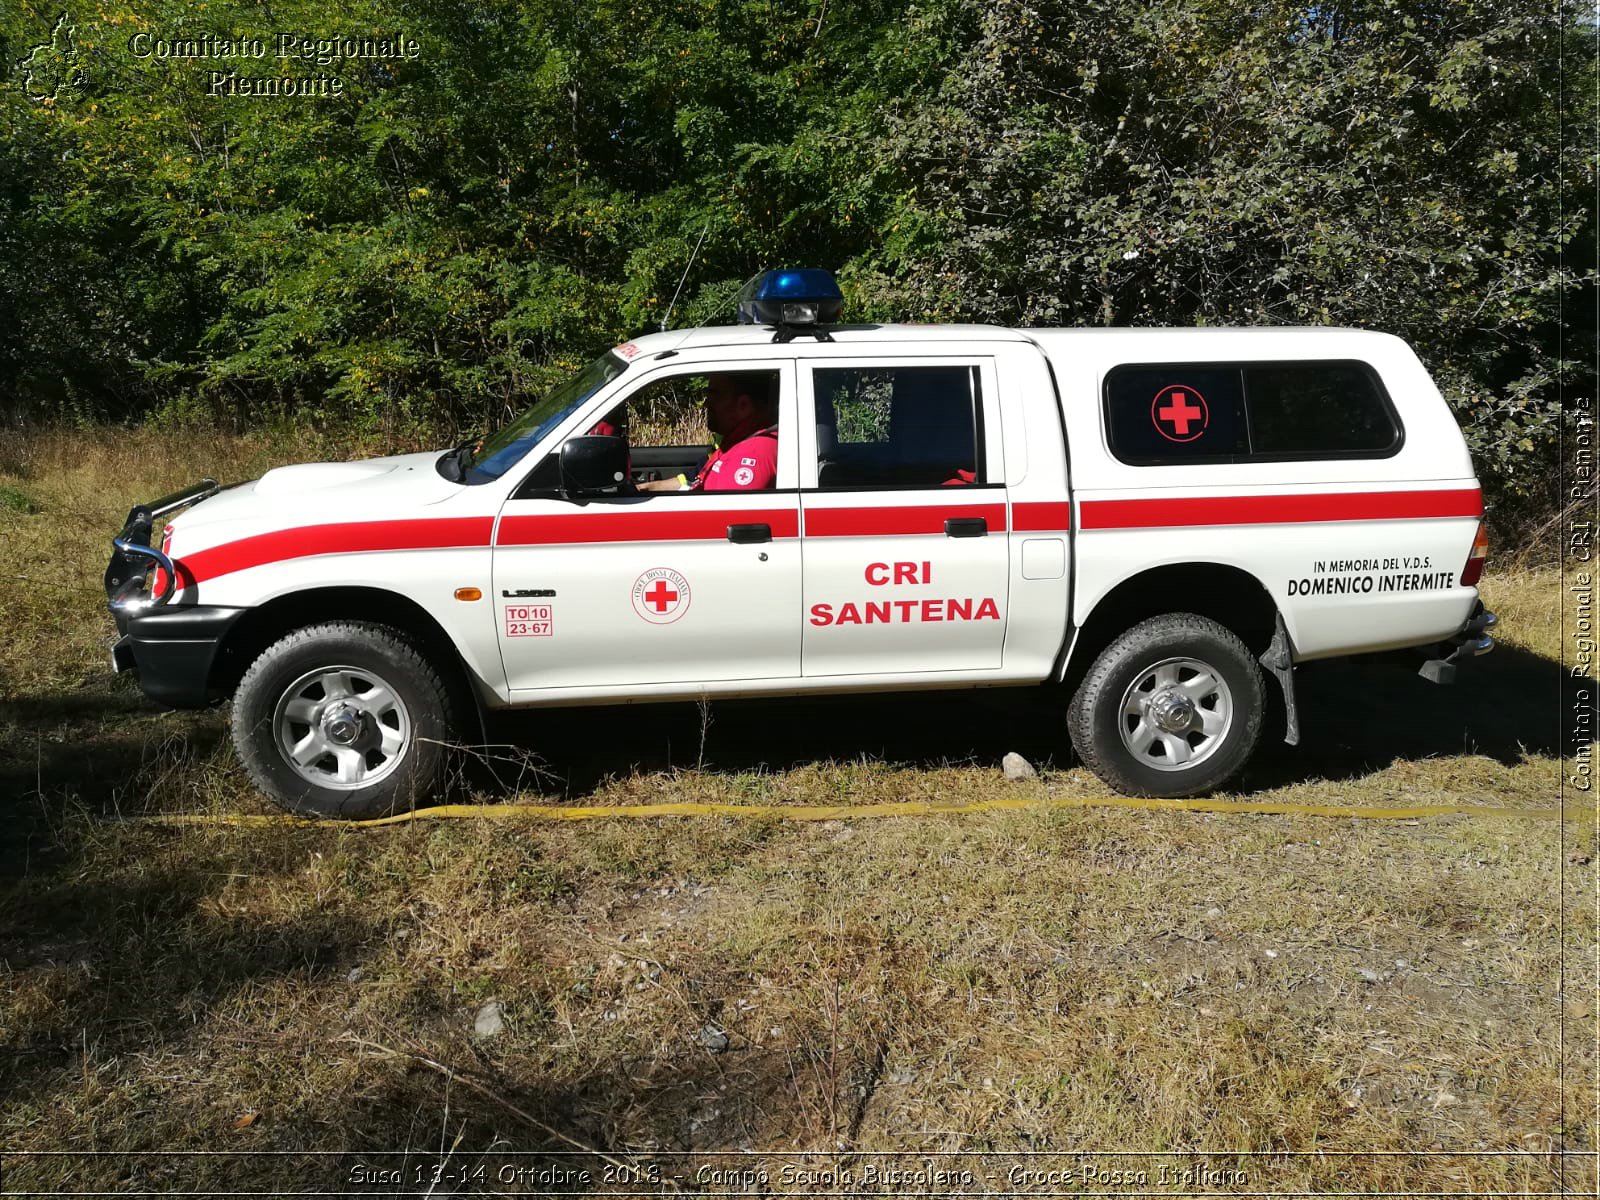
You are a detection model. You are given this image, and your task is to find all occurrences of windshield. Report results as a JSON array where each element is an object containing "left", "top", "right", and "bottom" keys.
[{"left": 466, "top": 353, "right": 629, "bottom": 483}]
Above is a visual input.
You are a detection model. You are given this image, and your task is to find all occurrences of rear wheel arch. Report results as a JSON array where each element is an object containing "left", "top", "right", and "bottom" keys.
[
  {"left": 209, "top": 587, "right": 485, "bottom": 733},
  {"left": 1064, "top": 563, "right": 1285, "bottom": 695}
]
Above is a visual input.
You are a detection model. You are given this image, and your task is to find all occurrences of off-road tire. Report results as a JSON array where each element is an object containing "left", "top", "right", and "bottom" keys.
[
  {"left": 1068, "top": 613, "right": 1264, "bottom": 798},
  {"left": 232, "top": 621, "right": 456, "bottom": 820}
]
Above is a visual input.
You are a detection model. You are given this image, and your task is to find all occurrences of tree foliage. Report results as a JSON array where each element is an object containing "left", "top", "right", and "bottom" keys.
[
  {"left": 0, "top": 0, "right": 1587, "bottom": 529},
  {"left": 851, "top": 0, "right": 1586, "bottom": 530}
]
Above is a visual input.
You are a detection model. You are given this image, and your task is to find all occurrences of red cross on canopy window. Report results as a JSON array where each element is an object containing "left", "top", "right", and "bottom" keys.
[{"left": 1151, "top": 384, "right": 1210, "bottom": 443}]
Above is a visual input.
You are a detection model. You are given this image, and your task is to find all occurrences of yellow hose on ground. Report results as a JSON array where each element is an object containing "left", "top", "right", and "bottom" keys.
[{"left": 135, "top": 793, "right": 1582, "bottom": 830}]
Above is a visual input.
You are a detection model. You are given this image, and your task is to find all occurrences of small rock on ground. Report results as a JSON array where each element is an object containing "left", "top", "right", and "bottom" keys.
[
  {"left": 474, "top": 1001, "right": 505, "bottom": 1039},
  {"left": 1002, "top": 752, "right": 1036, "bottom": 781},
  {"left": 697, "top": 1024, "right": 729, "bottom": 1054}
]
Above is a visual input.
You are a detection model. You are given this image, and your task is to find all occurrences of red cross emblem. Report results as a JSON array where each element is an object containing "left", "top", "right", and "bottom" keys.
[
  {"left": 643, "top": 580, "right": 678, "bottom": 612},
  {"left": 1151, "top": 385, "right": 1209, "bottom": 443},
  {"left": 631, "top": 567, "right": 691, "bottom": 624}
]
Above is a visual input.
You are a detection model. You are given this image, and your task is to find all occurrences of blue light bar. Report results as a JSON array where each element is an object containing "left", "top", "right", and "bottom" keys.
[{"left": 736, "top": 269, "right": 844, "bottom": 326}]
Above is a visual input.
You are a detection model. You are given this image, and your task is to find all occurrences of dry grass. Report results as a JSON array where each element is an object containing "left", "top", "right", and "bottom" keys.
[{"left": 0, "top": 426, "right": 1593, "bottom": 1195}]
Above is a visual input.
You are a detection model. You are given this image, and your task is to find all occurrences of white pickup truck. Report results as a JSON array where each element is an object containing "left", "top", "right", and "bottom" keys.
[{"left": 106, "top": 270, "right": 1495, "bottom": 818}]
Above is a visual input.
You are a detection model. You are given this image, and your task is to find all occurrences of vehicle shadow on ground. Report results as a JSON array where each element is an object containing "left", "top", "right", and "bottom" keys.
[
  {"left": 0, "top": 640, "right": 1584, "bottom": 827},
  {"left": 485, "top": 642, "right": 1588, "bottom": 799},
  {"left": 1250, "top": 641, "right": 1589, "bottom": 789},
  {"left": 481, "top": 687, "right": 1068, "bottom": 800}
]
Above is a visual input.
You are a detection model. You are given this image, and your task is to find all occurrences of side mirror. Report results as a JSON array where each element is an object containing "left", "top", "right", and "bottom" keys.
[{"left": 559, "top": 435, "right": 629, "bottom": 496}]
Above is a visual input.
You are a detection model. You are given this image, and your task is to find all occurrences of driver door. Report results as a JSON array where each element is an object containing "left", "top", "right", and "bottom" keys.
[{"left": 493, "top": 357, "right": 801, "bottom": 694}]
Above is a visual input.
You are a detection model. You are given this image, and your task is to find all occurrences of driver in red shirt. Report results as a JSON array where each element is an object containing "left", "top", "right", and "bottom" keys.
[{"left": 640, "top": 372, "right": 779, "bottom": 492}]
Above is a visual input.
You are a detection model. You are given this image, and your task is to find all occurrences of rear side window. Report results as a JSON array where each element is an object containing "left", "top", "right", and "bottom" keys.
[
  {"left": 1104, "top": 361, "right": 1401, "bottom": 465},
  {"left": 1245, "top": 364, "right": 1399, "bottom": 454},
  {"left": 812, "top": 365, "right": 985, "bottom": 489}
]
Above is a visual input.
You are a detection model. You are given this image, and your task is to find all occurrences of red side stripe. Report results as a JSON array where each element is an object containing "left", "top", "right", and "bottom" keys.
[
  {"left": 178, "top": 517, "right": 494, "bottom": 586},
  {"left": 173, "top": 489, "right": 1476, "bottom": 586},
  {"left": 1078, "top": 488, "right": 1482, "bottom": 531},
  {"left": 803, "top": 503, "right": 1008, "bottom": 537},
  {"left": 1012, "top": 502, "right": 1072, "bottom": 532},
  {"left": 496, "top": 508, "right": 799, "bottom": 546}
]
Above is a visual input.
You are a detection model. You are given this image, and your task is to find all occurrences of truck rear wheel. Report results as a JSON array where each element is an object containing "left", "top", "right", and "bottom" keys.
[
  {"left": 1068, "top": 613, "right": 1264, "bottom": 798},
  {"left": 231, "top": 621, "right": 456, "bottom": 820}
]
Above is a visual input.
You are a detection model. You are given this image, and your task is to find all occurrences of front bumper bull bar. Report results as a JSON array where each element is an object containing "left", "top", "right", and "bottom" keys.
[
  {"left": 104, "top": 479, "right": 219, "bottom": 621},
  {"left": 106, "top": 479, "right": 238, "bottom": 709}
]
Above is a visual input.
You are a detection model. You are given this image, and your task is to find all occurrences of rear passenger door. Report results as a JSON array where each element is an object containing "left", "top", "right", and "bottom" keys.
[{"left": 797, "top": 356, "right": 1009, "bottom": 677}]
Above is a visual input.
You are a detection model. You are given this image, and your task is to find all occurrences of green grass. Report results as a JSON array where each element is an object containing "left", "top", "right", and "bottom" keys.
[
  {"left": 0, "top": 426, "right": 1592, "bottom": 1195},
  {"left": 0, "top": 483, "right": 37, "bottom": 514}
]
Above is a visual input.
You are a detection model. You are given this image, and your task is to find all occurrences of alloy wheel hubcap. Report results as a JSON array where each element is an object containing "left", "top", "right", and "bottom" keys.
[
  {"left": 273, "top": 666, "right": 411, "bottom": 790},
  {"left": 1117, "top": 657, "right": 1233, "bottom": 772}
]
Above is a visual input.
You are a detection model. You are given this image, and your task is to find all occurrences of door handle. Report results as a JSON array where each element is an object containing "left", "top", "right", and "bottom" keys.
[
  {"left": 727, "top": 523, "right": 772, "bottom": 544},
  {"left": 944, "top": 517, "right": 988, "bottom": 538}
]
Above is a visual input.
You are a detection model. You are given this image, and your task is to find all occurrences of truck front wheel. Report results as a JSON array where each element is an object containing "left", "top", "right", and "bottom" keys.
[
  {"left": 231, "top": 622, "right": 456, "bottom": 819},
  {"left": 1068, "top": 613, "right": 1264, "bottom": 798}
]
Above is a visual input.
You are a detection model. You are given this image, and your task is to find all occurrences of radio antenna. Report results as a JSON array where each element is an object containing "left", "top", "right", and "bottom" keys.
[{"left": 660, "top": 217, "right": 712, "bottom": 333}]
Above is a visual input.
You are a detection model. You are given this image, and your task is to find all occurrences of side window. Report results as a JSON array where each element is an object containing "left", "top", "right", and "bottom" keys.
[
  {"left": 1104, "top": 367, "right": 1246, "bottom": 465},
  {"left": 516, "top": 367, "right": 784, "bottom": 496},
  {"left": 592, "top": 373, "right": 709, "bottom": 450},
  {"left": 1104, "top": 361, "right": 1401, "bottom": 465},
  {"left": 813, "top": 365, "right": 984, "bottom": 489},
  {"left": 1244, "top": 364, "right": 1399, "bottom": 455}
]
